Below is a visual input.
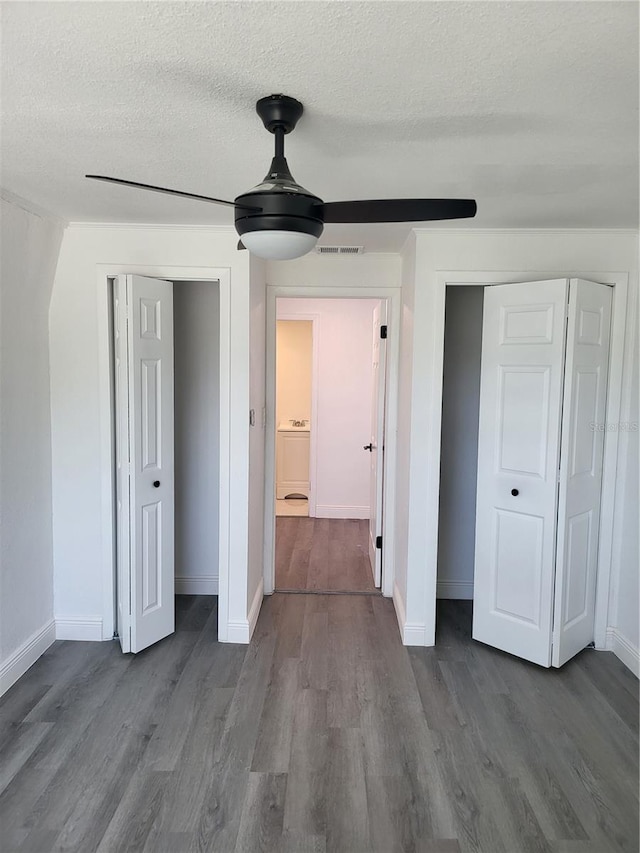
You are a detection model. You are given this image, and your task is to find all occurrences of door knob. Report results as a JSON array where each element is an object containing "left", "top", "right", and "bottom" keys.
[
  {"left": 153, "top": 480, "right": 161, "bottom": 488},
  {"left": 511, "top": 488, "right": 519, "bottom": 496},
  {"left": 363, "top": 443, "right": 373, "bottom": 452}
]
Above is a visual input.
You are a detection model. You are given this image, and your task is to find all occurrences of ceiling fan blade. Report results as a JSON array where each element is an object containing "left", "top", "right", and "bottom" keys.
[
  {"left": 318, "top": 198, "right": 477, "bottom": 223},
  {"left": 85, "top": 175, "right": 261, "bottom": 210}
]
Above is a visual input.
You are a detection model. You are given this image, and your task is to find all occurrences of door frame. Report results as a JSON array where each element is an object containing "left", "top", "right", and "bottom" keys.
[
  {"left": 264, "top": 285, "right": 401, "bottom": 598},
  {"left": 96, "top": 264, "right": 233, "bottom": 643},
  {"left": 430, "top": 270, "right": 629, "bottom": 649},
  {"left": 275, "top": 312, "right": 320, "bottom": 516}
]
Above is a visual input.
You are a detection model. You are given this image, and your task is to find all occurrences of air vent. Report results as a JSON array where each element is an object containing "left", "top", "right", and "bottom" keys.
[{"left": 315, "top": 245, "right": 364, "bottom": 255}]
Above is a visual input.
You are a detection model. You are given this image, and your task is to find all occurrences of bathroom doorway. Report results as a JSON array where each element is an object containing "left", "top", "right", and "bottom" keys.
[{"left": 272, "top": 297, "right": 387, "bottom": 593}]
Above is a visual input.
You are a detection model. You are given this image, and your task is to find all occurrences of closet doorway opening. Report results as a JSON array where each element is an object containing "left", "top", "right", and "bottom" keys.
[
  {"left": 108, "top": 274, "right": 221, "bottom": 654},
  {"left": 271, "top": 296, "right": 388, "bottom": 594},
  {"left": 436, "top": 279, "right": 614, "bottom": 668}
]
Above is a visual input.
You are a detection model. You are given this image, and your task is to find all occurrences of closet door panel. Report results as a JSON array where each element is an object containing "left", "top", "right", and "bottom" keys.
[
  {"left": 552, "top": 280, "right": 612, "bottom": 667},
  {"left": 473, "top": 279, "right": 569, "bottom": 667}
]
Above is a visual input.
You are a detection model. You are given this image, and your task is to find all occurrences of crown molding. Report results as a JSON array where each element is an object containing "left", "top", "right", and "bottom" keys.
[
  {"left": 66, "top": 221, "right": 236, "bottom": 233},
  {"left": 1, "top": 188, "right": 68, "bottom": 226},
  {"left": 411, "top": 227, "right": 639, "bottom": 235}
]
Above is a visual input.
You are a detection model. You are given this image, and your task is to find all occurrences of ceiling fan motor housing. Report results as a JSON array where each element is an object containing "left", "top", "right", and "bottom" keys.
[{"left": 233, "top": 186, "right": 325, "bottom": 240}]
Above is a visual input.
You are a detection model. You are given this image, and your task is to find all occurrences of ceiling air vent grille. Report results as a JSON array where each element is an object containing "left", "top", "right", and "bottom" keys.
[{"left": 315, "top": 245, "right": 364, "bottom": 255}]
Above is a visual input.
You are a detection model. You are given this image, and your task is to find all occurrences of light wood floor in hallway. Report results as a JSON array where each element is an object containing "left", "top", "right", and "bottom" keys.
[
  {"left": 0, "top": 595, "right": 637, "bottom": 853},
  {"left": 275, "top": 517, "right": 377, "bottom": 592}
]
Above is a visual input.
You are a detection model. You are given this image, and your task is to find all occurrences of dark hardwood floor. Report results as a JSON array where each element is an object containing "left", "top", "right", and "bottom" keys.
[
  {"left": 275, "top": 517, "right": 377, "bottom": 592},
  {"left": 0, "top": 595, "right": 637, "bottom": 852}
]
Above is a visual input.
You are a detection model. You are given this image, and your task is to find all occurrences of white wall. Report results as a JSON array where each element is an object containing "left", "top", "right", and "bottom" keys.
[
  {"left": 173, "top": 281, "right": 219, "bottom": 596},
  {"left": 399, "top": 229, "right": 639, "bottom": 668},
  {"left": 247, "top": 256, "right": 266, "bottom": 625},
  {"left": 393, "top": 233, "right": 416, "bottom": 628},
  {"left": 607, "top": 293, "right": 639, "bottom": 673},
  {"left": 437, "top": 286, "right": 484, "bottom": 600},
  {"left": 267, "top": 253, "right": 401, "bottom": 291},
  {"left": 50, "top": 224, "right": 254, "bottom": 643},
  {"left": 276, "top": 320, "right": 312, "bottom": 425},
  {"left": 0, "top": 195, "right": 63, "bottom": 693},
  {"left": 277, "top": 297, "right": 377, "bottom": 519}
]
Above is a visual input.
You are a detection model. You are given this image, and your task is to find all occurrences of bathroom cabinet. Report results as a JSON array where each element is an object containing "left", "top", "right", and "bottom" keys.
[{"left": 276, "top": 425, "right": 310, "bottom": 499}]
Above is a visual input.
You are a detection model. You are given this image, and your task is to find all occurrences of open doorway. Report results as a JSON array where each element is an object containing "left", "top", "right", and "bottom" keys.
[
  {"left": 110, "top": 275, "right": 220, "bottom": 653},
  {"left": 273, "top": 297, "right": 386, "bottom": 594}
]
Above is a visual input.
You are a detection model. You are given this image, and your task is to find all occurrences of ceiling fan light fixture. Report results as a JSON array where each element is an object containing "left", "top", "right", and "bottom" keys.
[{"left": 240, "top": 229, "right": 319, "bottom": 260}]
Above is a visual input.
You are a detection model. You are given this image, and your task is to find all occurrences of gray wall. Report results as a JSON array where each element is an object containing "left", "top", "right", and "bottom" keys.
[
  {"left": 437, "top": 285, "right": 484, "bottom": 598},
  {"left": 173, "top": 281, "right": 220, "bottom": 594},
  {"left": 0, "top": 196, "right": 63, "bottom": 677}
]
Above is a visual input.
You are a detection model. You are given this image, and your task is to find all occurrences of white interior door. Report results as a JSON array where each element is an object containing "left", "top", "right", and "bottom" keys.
[
  {"left": 114, "top": 274, "right": 175, "bottom": 654},
  {"left": 473, "top": 279, "right": 569, "bottom": 667},
  {"left": 113, "top": 277, "right": 131, "bottom": 653},
  {"left": 552, "top": 280, "right": 612, "bottom": 667},
  {"left": 368, "top": 302, "right": 387, "bottom": 587}
]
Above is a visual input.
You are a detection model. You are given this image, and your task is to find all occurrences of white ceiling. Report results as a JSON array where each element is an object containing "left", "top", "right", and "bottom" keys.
[{"left": 1, "top": 1, "right": 638, "bottom": 252}]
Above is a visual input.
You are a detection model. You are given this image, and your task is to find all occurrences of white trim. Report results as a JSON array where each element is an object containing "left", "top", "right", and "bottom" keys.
[
  {"left": 264, "top": 285, "right": 401, "bottom": 600},
  {"left": 392, "top": 585, "right": 428, "bottom": 645},
  {"left": 402, "top": 622, "right": 430, "bottom": 646},
  {"left": 427, "top": 270, "right": 629, "bottom": 650},
  {"left": 226, "top": 582, "right": 264, "bottom": 644},
  {"left": 276, "top": 311, "right": 320, "bottom": 517},
  {"left": 1, "top": 188, "right": 67, "bottom": 226},
  {"left": 96, "top": 265, "right": 233, "bottom": 646},
  {"left": 315, "top": 505, "right": 370, "bottom": 519},
  {"left": 0, "top": 620, "right": 56, "bottom": 697},
  {"left": 55, "top": 617, "right": 104, "bottom": 642},
  {"left": 605, "top": 628, "right": 640, "bottom": 678},
  {"left": 436, "top": 580, "right": 474, "bottom": 599},
  {"left": 392, "top": 580, "right": 406, "bottom": 640},
  {"left": 68, "top": 222, "right": 237, "bottom": 233},
  {"left": 175, "top": 575, "right": 219, "bottom": 595},
  {"left": 248, "top": 581, "right": 264, "bottom": 639},
  {"left": 411, "top": 227, "right": 640, "bottom": 235}
]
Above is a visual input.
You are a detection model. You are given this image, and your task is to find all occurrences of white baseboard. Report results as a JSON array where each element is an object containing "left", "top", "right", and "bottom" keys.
[
  {"left": 314, "top": 505, "right": 370, "bottom": 520},
  {"left": 248, "top": 580, "right": 264, "bottom": 640},
  {"left": 392, "top": 580, "right": 431, "bottom": 646},
  {"left": 0, "top": 619, "right": 56, "bottom": 697},
  {"left": 175, "top": 575, "right": 219, "bottom": 595},
  {"left": 392, "top": 581, "right": 407, "bottom": 640},
  {"left": 606, "top": 627, "right": 639, "bottom": 677},
  {"left": 55, "top": 617, "right": 103, "bottom": 641},
  {"left": 225, "top": 581, "right": 264, "bottom": 644},
  {"left": 436, "top": 579, "right": 474, "bottom": 599}
]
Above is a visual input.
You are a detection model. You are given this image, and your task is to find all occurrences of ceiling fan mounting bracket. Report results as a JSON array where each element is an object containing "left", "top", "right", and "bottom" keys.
[{"left": 256, "top": 94, "right": 304, "bottom": 134}]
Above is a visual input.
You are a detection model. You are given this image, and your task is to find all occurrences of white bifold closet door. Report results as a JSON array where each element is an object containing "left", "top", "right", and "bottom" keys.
[
  {"left": 113, "top": 274, "right": 175, "bottom": 654},
  {"left": 473, "top": 278, "right": 611, "bottom": 668}
]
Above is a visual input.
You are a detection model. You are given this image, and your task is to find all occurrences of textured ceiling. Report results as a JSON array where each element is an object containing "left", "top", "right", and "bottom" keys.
[{"left": 1, "top": 1, "right": 638, "bottom": 252}]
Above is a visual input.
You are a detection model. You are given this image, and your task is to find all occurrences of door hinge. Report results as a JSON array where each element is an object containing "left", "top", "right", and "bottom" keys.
[
  {"left": 380, "top": 325, "right": 388, "bottom": 339},
  {"left": 376, "top": 535, "right": 383, "bottom": 549}
]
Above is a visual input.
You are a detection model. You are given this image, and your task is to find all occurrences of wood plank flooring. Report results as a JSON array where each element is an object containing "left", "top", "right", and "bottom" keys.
[
  {"left": 275, "top": 517, "right": 376, "bottom": 592},
  {"left": 0, "top": 595, "right": 637, "bottom": 852}
]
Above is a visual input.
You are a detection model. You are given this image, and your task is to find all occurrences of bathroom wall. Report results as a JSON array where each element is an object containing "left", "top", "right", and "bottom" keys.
[
  {"left": 276, "top": 320, "right": 312, "bottom": 426},
  {"left": 276, "top": 297, "right": 378, "bottom": 519},
  {"left": 173, "top": 280, "right": 220, "bottom": 595}
]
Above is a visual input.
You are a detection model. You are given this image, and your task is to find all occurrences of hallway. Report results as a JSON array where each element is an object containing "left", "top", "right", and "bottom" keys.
[
  {"left": 0, "top": 595, "right": 637, "bottom": 852},
  {"left": 275, "top": 517, "right": 377, "bottom": 592}
]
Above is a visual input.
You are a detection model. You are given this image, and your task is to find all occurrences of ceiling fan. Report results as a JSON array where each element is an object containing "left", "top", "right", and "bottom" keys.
[{"left": 87, "top": 94, "right": 477, "bottom": 260}]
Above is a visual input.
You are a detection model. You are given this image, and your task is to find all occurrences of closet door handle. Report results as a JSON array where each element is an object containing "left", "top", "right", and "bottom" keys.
[
  {"left": 153, "top": 480, "right": 161, "bottom": 488},
  {"left": 363, "top": 443, "right": 373, "bottom": 452},
  {"left": 511, "top": 488, "right": 519, "bottom": 496}
]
